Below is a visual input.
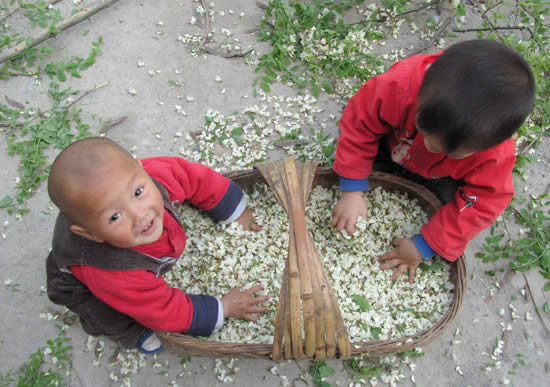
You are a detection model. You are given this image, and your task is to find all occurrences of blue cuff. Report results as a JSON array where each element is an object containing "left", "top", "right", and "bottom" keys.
[
  {"left": 339, "top": 177, "right": 370, "bottom": 191},
  {"left": 186, "top": 294, "right": 219, "bottom": 336},
  {"left": 413, "top": 234, "right": 435, "bottom": 260},
  {"left": 207, "top": 181, "right": 244, "bottom": 222}
]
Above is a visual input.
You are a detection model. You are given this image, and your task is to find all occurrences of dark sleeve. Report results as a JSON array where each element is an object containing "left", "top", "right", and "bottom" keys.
[
  {"left": 206, "top": 181, "right": 244, "bottom": 221},
  {"left": 186, "top": 294, "right": 220, "bottom": 336}
]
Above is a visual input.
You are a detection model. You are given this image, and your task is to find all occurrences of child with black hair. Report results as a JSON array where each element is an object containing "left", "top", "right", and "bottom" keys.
[{"left": 331, "top": 39, "right": 535, "bottom": 283}]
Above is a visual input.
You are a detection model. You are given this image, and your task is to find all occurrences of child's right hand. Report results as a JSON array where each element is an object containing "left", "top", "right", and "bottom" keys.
[
  {"left": 222, "top": 284, "right": 270, "bottom": 321},
  {"left": 331, "top": 191, "right": 368, "bottom": 235}
]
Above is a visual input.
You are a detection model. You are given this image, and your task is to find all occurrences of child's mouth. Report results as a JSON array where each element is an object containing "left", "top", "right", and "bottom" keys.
[{"left": 142, "top": 219, "right": 155, "bottom": 235}]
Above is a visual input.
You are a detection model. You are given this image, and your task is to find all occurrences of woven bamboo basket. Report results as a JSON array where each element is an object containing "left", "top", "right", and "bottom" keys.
[{"left": 157, "top": 160, "right": 467, "bottom": 360}]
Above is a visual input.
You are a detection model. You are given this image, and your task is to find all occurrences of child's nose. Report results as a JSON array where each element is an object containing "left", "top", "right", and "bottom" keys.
[{"left": 128, "top": 202, "right": 149, "bottom": 220}]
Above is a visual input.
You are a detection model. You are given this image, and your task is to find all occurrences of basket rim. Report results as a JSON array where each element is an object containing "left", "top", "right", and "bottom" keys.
[{"left": 158, "top": 167, "right": 467, "bottom": 359}]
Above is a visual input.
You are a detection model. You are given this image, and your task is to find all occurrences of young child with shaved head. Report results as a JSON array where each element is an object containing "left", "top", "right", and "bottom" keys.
[{"left": 46, "top": 137, "right": 269, "bottom": 354}]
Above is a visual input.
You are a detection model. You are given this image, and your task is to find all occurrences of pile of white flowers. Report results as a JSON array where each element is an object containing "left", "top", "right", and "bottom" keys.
[
  {"left": 307, "top": 185, "right": 454, "bottom": 342},
  {"left": 164, "top": 184, "right": 454, "bottom": 344},
  {"left": 178, "top": 93, "right": 336, "bottom": 171}
]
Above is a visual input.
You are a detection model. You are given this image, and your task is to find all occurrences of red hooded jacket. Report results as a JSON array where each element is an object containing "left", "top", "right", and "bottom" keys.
[{"left": 333, "top": 52, "right": 516, "bottom": 261}]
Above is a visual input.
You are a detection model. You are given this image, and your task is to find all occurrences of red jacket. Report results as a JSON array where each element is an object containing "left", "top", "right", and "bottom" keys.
[
  {"left": 71, "top": 157, "right": 240, "bottom": 332},
  {"left": 333, "top": 52, "right": 516, "bottom": 261}
]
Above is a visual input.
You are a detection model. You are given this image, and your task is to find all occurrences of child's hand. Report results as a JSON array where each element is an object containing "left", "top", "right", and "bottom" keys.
[
  {"left": 222, "top": 284, "right": 270, "bottom": 321},
  {"left": 331, "top": 191, "right": 368, "bottom": 235},
  {"left": 235, "top": 208, "right": 262, "bottom": 232},
  {"left": 378, "top": 238, "right": 423, "bottom": 284}
]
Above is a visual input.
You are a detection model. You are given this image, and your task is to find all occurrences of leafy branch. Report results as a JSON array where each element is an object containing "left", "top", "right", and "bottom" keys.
[
  {"left": 476, "top": 194, "right": 550, "bottom": 291},
  {"left": 0, "top": 79, "right": 108, "bottom": 214},
  {"left": 256, "top": 0, "right": 384, "bottom": 97},
  {"left": 0, "top": 0, "right": 119, "bottom": 64}
]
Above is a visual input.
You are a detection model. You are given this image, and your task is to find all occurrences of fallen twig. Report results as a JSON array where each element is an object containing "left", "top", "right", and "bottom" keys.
[
  {"left": 519, "top": 132, "right": 544, "bottom": 156},
  {"left": 0, "top": 0, "right": 120, "bottom": 64},
  {"left": 523, "top": 272, "right": 550, "bottom": 336},
  {"left": 204, "top": 47, "right": 254, "bottom": 58},
  {"left": 256, "top": 1, "right": 268, "bottom": 10},
  {"left": 0, "top": 69, "right": 39, "bottom": 78},
  {"left": 408, "top": 16, "right": 452, "bottom": 56},
  {"left": 469, "top": 0, "right": 506, "bottom": 42},
  {"left": 274, "top": 139, "right": 310, "bottom": 148},
  {"left": 350, "top": 0, "right": 441, "bottom": 25},
  {"left": 99, "top": 115, "right": 127, "bottom": 134},
  {"left": 453, "top": 26, "right": 527, "bottom": 33},
  {"left": 197, "top": 0, "right": 211, "bottom": 54},
  {"left": 481, "top": 0, "right": 503, "bottom": 18},
  {"left": 63, "top": 81, "right": 110, "bottom": 112},
  {"left": 4, "top": 95, "right": 26, "bottom": 110}
]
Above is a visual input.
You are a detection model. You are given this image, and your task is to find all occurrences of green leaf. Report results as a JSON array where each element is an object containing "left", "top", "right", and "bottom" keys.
[
  {"left": 312, "top": 83, "right": 321, "bottom": 98},
  {"left": 0, "top": 196, "right": 13, "bottom": 208},
  {"left": 353, "top": 295, "right": 370, "bottom": 312},
  {"left": 541, "top": 249, "right": 550, "bottom": 270},
  {"left": 318, "top": 364, "right": 335, "bottom": 377},
  {"left": 266, "top": 67, "right": 277, "bottom": 78},
  {"left": 544, "top": 303, "right": 550, "bottom": 313},
  {"left": 230, "top": 127, "right": 244, "bottom": 143},
  {"left": 419, "top": 261, "right": 443, "bottom": 272},
  {"left": 49, "top": 24, "right": 61, "bottom": 35},
  {"left": 544, "top": 281, "right": 550, "bottom": 292},
  {"left": 57, "top": 68, "right": 67, "bottom": 82},
  {"left": 371, "top": 327, "right": 381, "bottom": 340},
  {"left": 322, "top": 80, "right": 333, "bottom": 93},
  {"left": 261, "top": 82, "right": 271, "bottom": 92}
]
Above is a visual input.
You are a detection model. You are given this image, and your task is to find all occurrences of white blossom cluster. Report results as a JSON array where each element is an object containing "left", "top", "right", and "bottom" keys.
[
  {"left": 296, "top": 25, "right": 384, "bottom": 99},
  {"left": 166, "top": 184, "right": 454, "bottom": 344},
  {"left": 307, "top": 185, "right": 454, "bottom": 341},
  {"left": 164, "top": 185, "right": 288, "bottom": 344},
  {"left": 357, "top": 3, "right": 404, "bottom": 39},
  {"left": 177, "top": 3, "right": 248, "bottom": 58},
  {"left": 178, "top": 93, "right": 336, "bottom": 171},
  {"left": 213, "top": 358, "right": 240, "bottom": 383}
]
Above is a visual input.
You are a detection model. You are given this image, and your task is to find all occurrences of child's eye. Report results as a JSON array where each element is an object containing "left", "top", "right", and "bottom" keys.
[
  {"left": 135, "top": 186, "right": 144, "bottom": 197},
  {"left": 110, "top": 212, "right": 121, "bottom": 222}
]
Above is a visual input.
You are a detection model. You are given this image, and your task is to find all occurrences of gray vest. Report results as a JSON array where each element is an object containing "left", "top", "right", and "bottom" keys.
[{"left": 49, "top": 179, "right": 182, "bottom": 279}]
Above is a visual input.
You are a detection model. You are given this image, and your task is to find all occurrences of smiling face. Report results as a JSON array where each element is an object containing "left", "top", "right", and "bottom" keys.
[{"left": 69, "top": 150, "right": 165, "bottom": 248}]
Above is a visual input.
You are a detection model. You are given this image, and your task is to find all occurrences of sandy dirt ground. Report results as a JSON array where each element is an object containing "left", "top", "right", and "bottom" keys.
[{"left": 0, "top": 0, "right": 549, "bottom": 386}]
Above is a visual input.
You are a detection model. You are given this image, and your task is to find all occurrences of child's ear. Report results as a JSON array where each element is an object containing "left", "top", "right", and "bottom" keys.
[
  {"left": 510, "top": 132, "right": 519, "bottom": 141},
  {"left": 69, "top": 224, "right": 104, "bottom": 243}
]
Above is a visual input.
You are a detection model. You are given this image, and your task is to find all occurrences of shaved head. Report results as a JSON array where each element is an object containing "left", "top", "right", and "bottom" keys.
[{"left": 48, "top": 137, "right": 136, "bottom": 224}]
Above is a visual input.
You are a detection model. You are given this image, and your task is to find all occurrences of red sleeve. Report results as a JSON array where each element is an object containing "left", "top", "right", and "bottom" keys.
[
  {"left": 70, "top": 265, "right": 194, "bottom": 332},
  {"left": 421, "top": 143, "right": 516, "bottom": 261},
  {"left": 333, "top": 55, "right": 429, "bottom": 179},
  {"left": 333, "top": 75, "right": 401, "bottom": 179},
  {"left": 141, "top": 157, "right": 230, "bottom": 210}
]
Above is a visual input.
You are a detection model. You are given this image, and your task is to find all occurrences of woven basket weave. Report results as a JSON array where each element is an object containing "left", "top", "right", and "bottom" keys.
[{"left": 157, "top": 163, "right": 467, "bottom": 360}]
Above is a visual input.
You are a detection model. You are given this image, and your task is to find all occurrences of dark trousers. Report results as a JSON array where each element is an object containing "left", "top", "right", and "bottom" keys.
[
  {"left": 373, "top": 142, "right": 463, "bottom": 204},
  {"left": 46, "top": 256, "right": 146, "bottom": 348}
]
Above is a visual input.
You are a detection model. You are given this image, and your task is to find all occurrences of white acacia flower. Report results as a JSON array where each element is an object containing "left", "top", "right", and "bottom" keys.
[{"left": 167, "top": 185, "right": 453, "bottom": 345}]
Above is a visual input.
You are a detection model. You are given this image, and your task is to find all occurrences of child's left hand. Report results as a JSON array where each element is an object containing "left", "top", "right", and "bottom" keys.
[
  {"left": 378, "top": 238, "right": 423, "bottom": 284},
  {"left": 235, "top": 208, "right": 262, "bottom": 232}
]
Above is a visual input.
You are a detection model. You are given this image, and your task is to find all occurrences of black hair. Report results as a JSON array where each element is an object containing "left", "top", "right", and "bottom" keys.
[{"left": 416, "top": 39, "right": 535, "bottom": 153}]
